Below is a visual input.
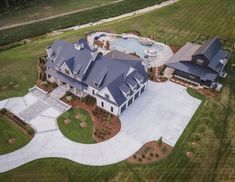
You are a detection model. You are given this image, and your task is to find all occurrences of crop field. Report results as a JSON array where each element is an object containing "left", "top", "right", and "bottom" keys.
[
  {"left": 0, "top": 0, "right": 117, "bottom": 27},
  {"left": 0, "top": 0, "right": 235, "bottom": 181},
  {"left": 0, "top": 0, "right": 164, "bottom": 45}
]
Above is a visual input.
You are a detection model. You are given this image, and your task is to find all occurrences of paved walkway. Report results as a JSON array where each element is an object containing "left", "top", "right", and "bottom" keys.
[
  {"left": 0, "top": 0, "right": 124, "bottom": 31},
  {"left": 0, "top": 81, "right": 200, "bottom": 173}
]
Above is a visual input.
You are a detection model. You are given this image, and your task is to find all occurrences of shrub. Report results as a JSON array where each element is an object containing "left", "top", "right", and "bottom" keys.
[
  {"left": 158, "top": 137, "right": 163, "bottom": 147},
  {"left": 27, "top": 128, "right": 35, "bottom": 135}
]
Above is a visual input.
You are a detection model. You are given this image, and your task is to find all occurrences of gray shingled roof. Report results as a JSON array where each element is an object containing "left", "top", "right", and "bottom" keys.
[
  {"left": 46, "top": 69, "right": 87, "bottom": 90},
  {"left": 45, "top": 39, "right": 148, "bottom": 106},
  {"left": 193, "top": 37, "right": 222, "bottom": 61},
  {"left": 166, "top": 37, "right": 230, "bottom": 81},
  {"left": 166, "top": 42, "right": 200, "bottom": 64},
  {"left": 167, "top": 61, "right": 217, "bottom": 81}
]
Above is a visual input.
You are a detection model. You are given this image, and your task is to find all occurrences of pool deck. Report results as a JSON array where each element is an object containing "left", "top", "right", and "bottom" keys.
[{"left": 87, "top": 32, "right": 173, "bottom": 68}]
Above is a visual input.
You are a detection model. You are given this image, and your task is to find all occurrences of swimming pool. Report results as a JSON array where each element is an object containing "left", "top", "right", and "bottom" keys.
[{"left": 110, "top": 37, "right": 164, "bottom": 59}]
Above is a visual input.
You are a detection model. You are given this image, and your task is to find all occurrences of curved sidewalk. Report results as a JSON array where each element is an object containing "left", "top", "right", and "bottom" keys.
[{"left": 0, "top": 81, "right": 201, "bottom": 173}]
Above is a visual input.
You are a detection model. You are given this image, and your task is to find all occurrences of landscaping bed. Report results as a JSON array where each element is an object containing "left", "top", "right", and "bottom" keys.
[
  {"left": 127, "top": 139, "right": 172, "bottom": 164},
  {"left": 92, "top": 107, "right": 120, "bottom": 142},
  {"left": 60, "top": 91, "right": 80, "bottom": 106},
  {"left": 59, "top": 92, "right": 121, "bottom": 143},
  {"left": 0, "top": 109, "right": 35, "bottom": 138},
  {"left": 37, "top": 81, "right": 57, "bottom": 93}
]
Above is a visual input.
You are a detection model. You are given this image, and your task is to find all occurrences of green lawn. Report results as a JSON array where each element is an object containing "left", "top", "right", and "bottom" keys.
[
  {"left": 0, "top": 0, "right": 235, "bottom": 181},
  {"left": 0, "top": 0, "right": 117, "bottom": 27},
  {"left": 0, "top": 0, "right": 164, "bottom": 46},
  {"left": 57, "top": 108, "right": 95, "bottom": 144},
  {"left": 0, "top": 115, "right": 31, "bottom": 155}
]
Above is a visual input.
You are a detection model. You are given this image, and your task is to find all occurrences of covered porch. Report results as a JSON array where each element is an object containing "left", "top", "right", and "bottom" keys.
[{"left": 46, "top": 69, "right": 88, "bottom": 98}]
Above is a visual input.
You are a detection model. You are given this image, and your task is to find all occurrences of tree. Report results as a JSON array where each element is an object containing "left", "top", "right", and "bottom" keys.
[{"left": 4, "top": 0, "right": 10, "bottom": 8}]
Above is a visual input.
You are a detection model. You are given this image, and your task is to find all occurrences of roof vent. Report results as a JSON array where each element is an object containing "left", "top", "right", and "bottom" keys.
[
  {"left": 74, "top": 43, "right": 84, "bottom": 50},
  {"left": 220, "top": 59, "right": 227, "bottom": 65}
]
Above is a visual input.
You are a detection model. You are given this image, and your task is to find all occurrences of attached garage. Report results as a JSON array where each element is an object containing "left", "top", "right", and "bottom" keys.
[
  {"left": 134, "top": 92, "right": 139, "bottom": 100},
  {"left": 128, "top": 98, "right": 133, "bottom": 106},
  {"left": 141, "top": 86, "right": 145, "bottom": 93},
  {"left": 121, "top": 105, "right": 126, "bottom": 113}
]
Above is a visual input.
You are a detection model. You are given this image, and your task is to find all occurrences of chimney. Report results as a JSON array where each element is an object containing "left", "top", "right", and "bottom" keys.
[{"left": 46, "top": 46, "right": 53, "bottom": 58}]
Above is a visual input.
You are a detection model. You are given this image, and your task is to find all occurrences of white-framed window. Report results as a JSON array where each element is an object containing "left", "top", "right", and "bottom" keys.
[
  {"left": 189, "top": 75, "right": 196, "bottom": 80},
  {"left": 65, "top": 69, "right": 70, "bottom": 75},
  {"left": 105, "top": 94, "right": 109, "bottom": 99},
  {"left": 196, "top": 59, "right": 204, "bottom": 65}
]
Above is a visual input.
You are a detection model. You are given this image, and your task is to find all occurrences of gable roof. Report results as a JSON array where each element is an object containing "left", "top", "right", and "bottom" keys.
[
  {"left": 193, "top": 37, "right": 222, "bottom": 61},
  {"left": 105, "top": 49, "right": 142, "bottom": 61},
  {"left": 46, "top": 39, "right": 148, "bottom": 106},
  {"left": 167, "top": 42, "right": 201, "bottom": 64},
  {"left": 167, "top": 61, "right": 217, "bottom": 81}
]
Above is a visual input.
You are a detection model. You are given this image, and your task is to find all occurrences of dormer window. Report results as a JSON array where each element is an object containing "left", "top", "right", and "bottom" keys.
[
  {"left": 126, "top": 92, "right": 131, "bottom": 98},
  {"left": 196, "top": 59, "right": 204, "bottom": 65},
  {"left": 65, "top": 69, "right": 70, "bottom": 75},
  {"left": 133, "top": 85, "right": 137, "bottom": 92},
  {"left": 105, "top": 94, "right": 110, "bottom": 99}
]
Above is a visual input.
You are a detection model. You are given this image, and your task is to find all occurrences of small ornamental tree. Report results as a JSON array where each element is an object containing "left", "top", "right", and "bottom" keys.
[{"left": 158, "top": 136, "right": 163, "bottom": 147}]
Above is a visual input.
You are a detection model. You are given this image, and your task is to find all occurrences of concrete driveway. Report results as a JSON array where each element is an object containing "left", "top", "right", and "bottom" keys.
[
  {"left": 0, "top": 81, "right": 201, "bottom": 172},
  {"left": 120, "top": 81, "right": 201, "bottom": 146}
]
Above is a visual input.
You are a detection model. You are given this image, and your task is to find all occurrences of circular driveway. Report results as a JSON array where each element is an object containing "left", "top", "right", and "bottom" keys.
[{"left": 0, "top": 81, "right": 201, "bottom": 173}]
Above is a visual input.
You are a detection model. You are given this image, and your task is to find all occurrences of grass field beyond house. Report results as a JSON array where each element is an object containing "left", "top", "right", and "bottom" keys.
[
  {"left": 0, "top": 115, "right": 30, "bottom": 155},
  {"left": 58, "top": 108, "right": 95, "bottom": 144},
  {"left": 0, "top": 0, "right": 164, "bottom": 46},
  {"left": 0, "top": 0, "right": 117, "bottom": 27},
  {"left": 0, "top": 0, "right": 235, "bottom": 181}
]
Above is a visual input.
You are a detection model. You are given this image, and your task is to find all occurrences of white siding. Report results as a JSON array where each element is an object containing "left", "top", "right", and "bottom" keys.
[
  {"left": 118, "top": 81, "right": 148, "bottom": 115},
  {"left": 96, "top": 97, "right": 119, "bottom": 116}
]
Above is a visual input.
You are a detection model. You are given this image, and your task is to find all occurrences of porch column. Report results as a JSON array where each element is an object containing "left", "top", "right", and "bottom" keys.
[{"left": 67, "top": 84, "right": 70, "bottom": 90}]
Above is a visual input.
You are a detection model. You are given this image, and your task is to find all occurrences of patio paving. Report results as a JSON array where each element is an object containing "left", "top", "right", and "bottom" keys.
[{"left": 0, "top": 81, "right": 201, "bottom": 172}]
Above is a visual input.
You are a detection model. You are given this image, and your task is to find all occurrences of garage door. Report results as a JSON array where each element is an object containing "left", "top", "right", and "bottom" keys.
[
  {"left": 128, "top": 98, "right": 133, "bottom": 106},
  {"left": 134, "top": 92, "right": 139, "bottom": 100},
  {"left": 141, "top": 86, "right": 145, "bottom": 93},
  {"left": 121, "top": 105, "right": 126, "bottom": 113}
]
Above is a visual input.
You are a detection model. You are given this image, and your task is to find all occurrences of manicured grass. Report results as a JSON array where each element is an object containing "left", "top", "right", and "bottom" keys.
[
  {"left": 0, "top": 0, "right": 235, "bottom": 181},
  {"left": 0, "top": 0, "right": 165, "bottom": 45},
  {"left": 58, "top": 108, "right": 95, "bottom": 144},
  {"left": 0, "top": 0, "right": 116, "bottom": 27},
  {"left": 187, "top": 88, "right": 206, "bottom": 101},
  {"left": 0, "top": 115, "right": 30, "bottom": 155}
]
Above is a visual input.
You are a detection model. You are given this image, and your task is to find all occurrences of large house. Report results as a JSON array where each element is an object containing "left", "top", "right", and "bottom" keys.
[
  {"left": 45, "top": 39, "right": 148, "bottom": 116},
  {"left": 165, "top": 37, "right": 230, "bottom": 88}
]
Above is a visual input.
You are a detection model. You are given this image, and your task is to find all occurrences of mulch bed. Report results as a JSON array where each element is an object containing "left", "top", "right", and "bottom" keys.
[
  {"left": 37, "top": 81, "right": 57, "bottom": 93},
  {"left": 152, "top": 66, "right": 168, "bottom": 83},
  {"left": 170, "top": 45, "right": 182, "bottom": 54},
  {"left": 61, "top": 94, "right": 121, "bottom": 143},
  {"left": 0, "top": 109, "right": 35, "bottom": 139},
  {"left": 195, "top": 88, "right": 218, "bottom": 98},
  {"left": 127, "top": 141, "right": 173, "bottom": 164}
]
